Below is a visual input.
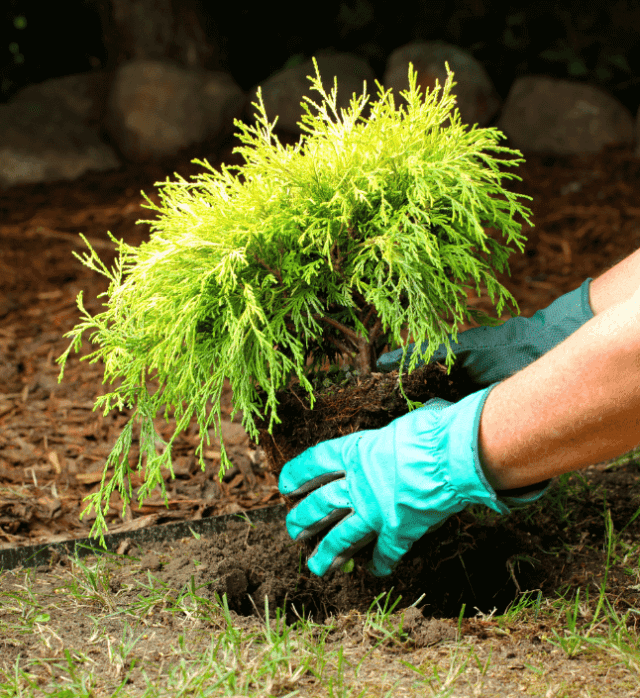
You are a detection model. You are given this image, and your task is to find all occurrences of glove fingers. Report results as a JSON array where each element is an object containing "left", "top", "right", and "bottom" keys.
[
  {"left": 369, "top": 510, "right": 457, "bottom": 577},
  {"left": 369, "top": 533, "right": 412, "bottom": 577},
  {"left": 307, "top": 513, "right": 375, "bottom": 577},
  {"left": 279, "top": 435, "right": 356, "bottom": 497},
  {"left": 376, "top": 341, "right": 426, "bottom": 373},
  {"left": 376, "top": 345, "right": 412, "bottom": 372},
  {"left": 285, "top": 479, "right": 351, "bottom": 542}
]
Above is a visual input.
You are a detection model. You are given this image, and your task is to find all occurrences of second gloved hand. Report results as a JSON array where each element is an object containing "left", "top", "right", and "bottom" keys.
[
  {"left": 278, "top": 384, "right": 549, "bottom": 577},
  {"left": 376, "top": 278, "right": 594, "bottom": 387}
]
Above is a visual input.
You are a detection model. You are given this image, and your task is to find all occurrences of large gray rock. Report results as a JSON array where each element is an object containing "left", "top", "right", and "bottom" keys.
[
  {"left": 105, "top": 59, "right": 246, "bottom": 162},
  {"left": 498, "top": 76, "right": 635, "bottom": 155},
  {"left": 0, "top": 72, "right": 120, "bottom": 188},
  {"left": 10, "top": 71, "right": 112, "bottom": 127},
  {"left": 246, "top": 51, "right": 376, "bottom": 134},
  {"left": 383, "top": 41, "right": 501, "bottom": 128}
]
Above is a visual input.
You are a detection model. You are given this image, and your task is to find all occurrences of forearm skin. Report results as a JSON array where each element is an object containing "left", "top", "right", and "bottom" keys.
[{"left": 479, "top": 284, "right": 640, "bottom": 491}]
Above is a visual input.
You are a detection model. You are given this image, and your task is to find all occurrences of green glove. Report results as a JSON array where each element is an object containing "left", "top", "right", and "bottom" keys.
[
  {"left": 278, "top": 384, "right": 549, "bottom": 578},
  {"left": 377, "top": 278, "right": 594, "bottom": 387}
]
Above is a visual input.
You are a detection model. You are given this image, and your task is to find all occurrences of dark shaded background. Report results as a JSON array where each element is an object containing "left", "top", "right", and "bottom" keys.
[{"left": 2, "top": 0, "right": 640, "bottom": 114}]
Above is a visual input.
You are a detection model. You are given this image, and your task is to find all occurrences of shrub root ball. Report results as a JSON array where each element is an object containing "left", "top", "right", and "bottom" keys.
[{"left": 254, "top": 357, "right": 479, "bottom": 503}]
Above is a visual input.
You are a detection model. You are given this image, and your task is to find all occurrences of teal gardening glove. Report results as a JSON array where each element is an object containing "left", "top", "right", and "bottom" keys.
[
  {"left": 279, "top": 384, "right": 549, "bottom": 578},
  {"left": 377, "top": 278, "right": 594, "bottom": 385}
]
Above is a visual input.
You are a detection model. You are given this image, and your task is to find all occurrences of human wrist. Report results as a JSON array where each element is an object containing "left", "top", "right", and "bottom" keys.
[
  {"left": 475, "top": 385, "right": 551, "bottom": 504},
  {"left": 476, "top": 380, "right": 520, "bottom": 491}
]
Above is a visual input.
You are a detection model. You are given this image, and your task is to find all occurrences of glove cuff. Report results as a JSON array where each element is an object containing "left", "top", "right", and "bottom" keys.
[
  {"left": 497, "top": 479, "right": 551, "bottom": 508},
  {"left": 546, "top": 276, "right": 594, "bottom": 329},
  {"left": 446, "top": 383, "right": 552, "bottom": 511},
  {"left": 440, "top": 383, "right": 511, "bottom": 516}
]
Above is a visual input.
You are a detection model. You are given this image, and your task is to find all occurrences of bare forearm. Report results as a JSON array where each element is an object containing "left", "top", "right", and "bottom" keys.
[
  {"left": 589, "top": 246, "right": 640, "bottom": 315},
  {"left": 479, "top": 288, "right": 640, "bottom": 491}
]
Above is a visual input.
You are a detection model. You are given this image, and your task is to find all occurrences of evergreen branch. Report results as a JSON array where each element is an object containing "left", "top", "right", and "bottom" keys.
[
  {"left": 313, "top": 314, "right": 361, "bottom": 344},
  {"left": 252, "top": 251, "right": 285, "bottom": 292},
  {"left": 361, "top": 303, "right": 378, "bottom": 332},
  {"left": 325, "top": 335, "right": 355, "bottom": 357},
  {"left": 368, "top": 317, "right": 383, "bottom": 342}
]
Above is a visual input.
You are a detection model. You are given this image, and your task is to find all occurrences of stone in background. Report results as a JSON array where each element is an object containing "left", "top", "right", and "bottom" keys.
[
  {"left": 0, "top": 72, "right": 119, "bottom": 189},
  {"left": 498, "top": 76, "right": 635, "bottom": 155},
  {"left": 1, "top": 40, "right": 639, "bottom": 189},
  {"left": 104, "top": 60, "right": 245, "bottom": 162}
]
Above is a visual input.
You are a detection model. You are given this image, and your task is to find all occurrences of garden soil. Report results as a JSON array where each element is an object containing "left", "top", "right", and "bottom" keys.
[
  {"left": 255, "top": 360, "right": 479, "bottom": 478},
  {"left": 110, "top": 459, "right": 640, "bottom": 624},
  {"left": 3, "top": 130, "right": 640, "bottom": 689}
]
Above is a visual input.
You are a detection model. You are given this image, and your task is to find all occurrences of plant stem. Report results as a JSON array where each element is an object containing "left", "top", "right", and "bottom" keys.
[
  {"left": 355, "top": 334, "right": 372, "bottom": 376},
  {"left": 314, "top": 315, "right": 361, "bottom": 344}
]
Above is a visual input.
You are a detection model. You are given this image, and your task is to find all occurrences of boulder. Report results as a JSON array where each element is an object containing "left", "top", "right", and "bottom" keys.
[
  {"left": 105, "top": 59, "right": 245, "bottom": 161},
  {"left": 10, "top": 70, "right": 112, "bottom": 127},
  {"left": 498, "top": 76, "right": 635, "bottom": 154},
  {"left": 0, "top": 72, "right": 120, "bottom": 188}
]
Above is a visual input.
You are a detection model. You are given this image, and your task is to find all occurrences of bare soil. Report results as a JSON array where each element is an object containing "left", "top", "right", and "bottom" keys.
[{"left": 2, "top": 131, "right": 640, "bottom": 693}]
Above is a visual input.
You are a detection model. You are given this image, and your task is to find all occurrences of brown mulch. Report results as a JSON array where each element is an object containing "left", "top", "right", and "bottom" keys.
[{"left": 1, "top": 132, "right": 640, "bottom": 550}]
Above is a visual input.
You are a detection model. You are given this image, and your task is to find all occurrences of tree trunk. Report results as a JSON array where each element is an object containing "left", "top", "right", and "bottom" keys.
[
  {"left": 90, "top": 0, "right": 221, "bottom": 71},
  {"left": 355, "top": 335, "right": 373, "bottom": 377}
]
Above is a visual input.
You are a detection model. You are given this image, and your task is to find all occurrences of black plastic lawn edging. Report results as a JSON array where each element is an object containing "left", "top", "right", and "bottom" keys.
[{"left": 0, "top": 503, "right": 287, "bottom": 571}]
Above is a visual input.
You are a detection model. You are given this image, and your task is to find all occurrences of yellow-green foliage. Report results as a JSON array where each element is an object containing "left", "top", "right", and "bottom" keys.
[{"left": 58, "top": 58, "right": 533, "bottom": 542}]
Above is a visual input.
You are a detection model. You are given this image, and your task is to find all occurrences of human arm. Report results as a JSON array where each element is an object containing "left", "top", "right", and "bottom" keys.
[{"left": 479, "top": 283, "right": 640, "bottom": 490}]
